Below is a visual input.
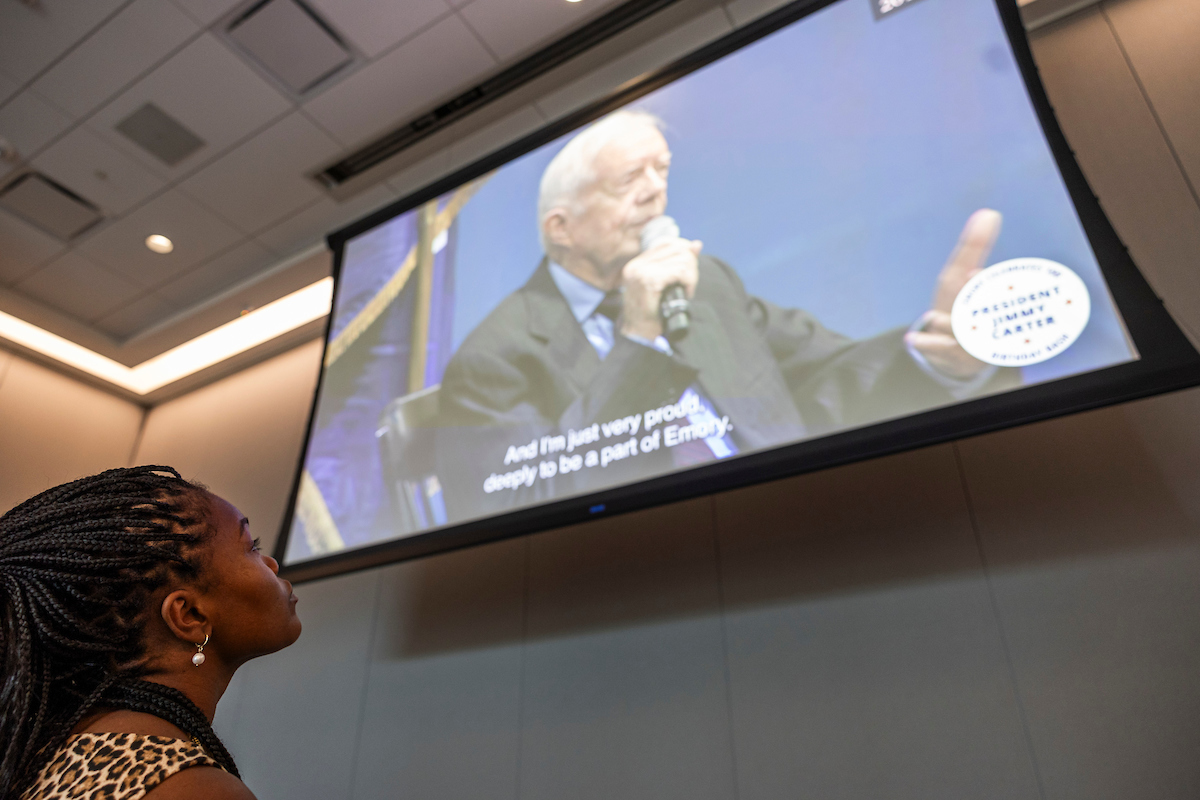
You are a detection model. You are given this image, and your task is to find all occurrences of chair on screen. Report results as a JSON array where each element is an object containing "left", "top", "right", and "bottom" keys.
[{"left": 377, "top": 384, "right": 448, "bottom": 533}]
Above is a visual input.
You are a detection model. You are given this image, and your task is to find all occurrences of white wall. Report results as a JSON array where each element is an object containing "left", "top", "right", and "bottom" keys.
[
  {"left": 0, "top": 349, "right": 143, "bottom": 512},
  {"left": 2, "top": 0, "right": 1199, "bottom": 797}
]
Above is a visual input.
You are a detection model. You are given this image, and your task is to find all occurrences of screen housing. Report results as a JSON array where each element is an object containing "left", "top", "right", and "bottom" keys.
[{"left": 277, "top": 0, "right": 1200, "bottom": 582}]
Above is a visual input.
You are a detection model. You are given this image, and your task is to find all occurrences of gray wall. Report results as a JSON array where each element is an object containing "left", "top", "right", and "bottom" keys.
[
  {"left": 2, "top": 0, "right": 1199, "bottom": 797},
  {"left": 205, "top": 371, "right": 1200, "bottom": 800},
  {"left": 0, "top": 346, "right": 143, "bottom": 511}
]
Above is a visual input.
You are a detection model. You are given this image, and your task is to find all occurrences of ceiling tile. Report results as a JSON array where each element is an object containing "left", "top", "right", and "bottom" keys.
[
  {"left": 114, "top": 103, "right": 206, "bottom": 166},
  {"left": 255, "top": 182, "right": 395, "bottom": 256},
  {"left": 77, "top": 189, "right": 243, "bottom": 285},
  {"left": 157, "top": 239, "right": 274, "bottom": 307},
  {"left": 92, "top": 290, "right": 180, "bottom": 341},
  {"left": 0, "top": 210, "right": 66, "bottom": 285},
  {"left": 0, "top": 91, "right": 73, "bottom": 160},
  {"left": 33, "top": 126, "right": 167, "bottom": 217},
  {"left": 32, "top": 0, "right": 199, "bottom": 119},
  {"left": 228, "top": 0, "right": 354, "bottom": 94},
  {"left": 0, "top": 71, "right": 18, "bottom": 107},
  {"left": 0, "top": 0, "right": 127, "bottom": 87},
  {"left": 179, "top": 111, "right": 342, "bottom": 235},
  {"left": 459, "top": 0, "right": 625, "bottom": 64},
  {"left": 169, "top": 0, "right": 243, "bottom": 26},
  {"left": 305, "top": 0, "right": 452, "bottom": 58},
  {"left": 15, "top": 249, "right": 142, "bottom": 322},
  {"left": 87, "top": 34, "right": 293, "bottom": 178},
  {"left": 304, "top": 14, "right": 495, "bottom": 147},
  {"left": 533, "top": 8, "right": 733, "bottom": 122}
]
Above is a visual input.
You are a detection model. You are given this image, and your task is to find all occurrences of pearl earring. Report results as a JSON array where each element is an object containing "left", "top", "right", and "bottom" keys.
[{"left": 192, "top": 633, "right": 209, "bottom": 667}]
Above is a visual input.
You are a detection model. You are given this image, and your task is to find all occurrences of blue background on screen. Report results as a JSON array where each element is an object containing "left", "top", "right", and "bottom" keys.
[{"left": 448, "top": 0, "right": 1132, "bottom": 379}]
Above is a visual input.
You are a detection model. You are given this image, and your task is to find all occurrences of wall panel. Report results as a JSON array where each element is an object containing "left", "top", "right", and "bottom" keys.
[
  {"left": 717, "top": 444, "right": 1041, "bottom": 800},
  {"left": 518, "top": 499, "right": 736, "bottom": 800},
  {"left": 1105, "top": 0, "right": 1200, "bottom": 191},
  {"left": 958, "top": 401, "right": 1200, "bottom": 800},
  {"left": 1029, "top": 6, "right": 1200, "bottom": 341},
  {"left": 0, "top": 348, "right": 12, "bottom": 388},
  {"left": 0, "top": 352, "right": 143, "bottom": 512},
  {"left": 351, "top": 539, "right": 526, "bottom": 800}
]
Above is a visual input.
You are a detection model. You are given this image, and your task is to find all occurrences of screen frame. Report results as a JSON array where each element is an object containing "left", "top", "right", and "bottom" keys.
[{"left": 277, "top": 0, "right": 1200, "bottom": 582}]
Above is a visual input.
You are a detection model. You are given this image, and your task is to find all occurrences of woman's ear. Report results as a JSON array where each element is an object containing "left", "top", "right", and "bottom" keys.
[{"left": 160, "top": 589, "right": 209, "bottom": 647}]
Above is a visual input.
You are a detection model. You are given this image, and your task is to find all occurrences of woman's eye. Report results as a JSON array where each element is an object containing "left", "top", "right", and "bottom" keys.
[{"left": 251, "top": 537, "right": 261, "bottom": 552}]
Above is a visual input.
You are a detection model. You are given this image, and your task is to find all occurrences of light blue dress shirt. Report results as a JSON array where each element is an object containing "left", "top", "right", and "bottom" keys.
[
  {"left": 548, "top": 262, "right": 735, "bottom": 458},
  {"left": 547, "top": 262, "right": 673, "bottom": 358}
]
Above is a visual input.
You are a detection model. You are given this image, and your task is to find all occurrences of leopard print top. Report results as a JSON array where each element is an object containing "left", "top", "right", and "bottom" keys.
[{"left": 21, "top": 732, "right": 223, "bottom": 799}]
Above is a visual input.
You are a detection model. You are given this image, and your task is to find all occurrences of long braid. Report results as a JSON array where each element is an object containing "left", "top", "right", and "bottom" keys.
[
  {"left": 103, "top": 680, "right": 239, "bottom": 776},
  {"left": 0, "top": 466, "right": 239, "bottom": 797}
]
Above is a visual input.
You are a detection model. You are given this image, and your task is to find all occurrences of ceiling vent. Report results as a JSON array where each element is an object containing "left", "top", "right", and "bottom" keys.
[
  {"left": 226, "top": 0, "right": 354, "bottom": 96},
  {"left": 115, "top": 103, "right": 206, "bottom": 166},
  {"left": 314, "top": 0, "right": 680, "bottom": 188},
  {"left": 0, "top": 172, "right": 103, "bottom": 240}
]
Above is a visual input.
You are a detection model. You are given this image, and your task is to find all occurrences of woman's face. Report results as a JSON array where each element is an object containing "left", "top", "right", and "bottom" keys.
[{"left": 200, "top": 494, "right": 301, "bottom": 664}]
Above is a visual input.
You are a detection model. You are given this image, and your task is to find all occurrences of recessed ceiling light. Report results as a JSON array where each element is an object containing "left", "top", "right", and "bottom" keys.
[
  {"left": 566, "top": 0, "right": 582, "bottom": 3},
  {"left": 145, "top": 234, "right": 174, "bottom": 254}
]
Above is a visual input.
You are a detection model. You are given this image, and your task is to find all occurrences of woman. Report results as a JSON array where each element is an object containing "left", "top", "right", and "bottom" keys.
[{"left": 0, "top": 466, "right": 301, "bottom": 799}]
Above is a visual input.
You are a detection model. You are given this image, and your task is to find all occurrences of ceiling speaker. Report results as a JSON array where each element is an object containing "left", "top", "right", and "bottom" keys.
[{"left": 115, "top": 103, "right": 206, "bottom": 166}]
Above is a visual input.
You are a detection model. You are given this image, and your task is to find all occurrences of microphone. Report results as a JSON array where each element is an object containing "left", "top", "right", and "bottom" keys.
[{"left": 640, "top": 215, "right": 690, "bottom": 343}]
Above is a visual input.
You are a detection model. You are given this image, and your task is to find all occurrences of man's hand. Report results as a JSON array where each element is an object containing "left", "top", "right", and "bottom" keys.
[
  {"left": 906, "top": 209, "right": 1002, "bottom": 380},
  {"left": 619, "top": 238, "right": 702, "bottom": 341}
]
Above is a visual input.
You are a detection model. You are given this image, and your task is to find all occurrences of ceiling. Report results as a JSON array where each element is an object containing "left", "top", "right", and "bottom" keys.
[
  {"left": 0, "top": 0, "right": 1086, "bottom": 375},
  {"left": 0, "top": 0, "right": 643, "bottom": 365}
]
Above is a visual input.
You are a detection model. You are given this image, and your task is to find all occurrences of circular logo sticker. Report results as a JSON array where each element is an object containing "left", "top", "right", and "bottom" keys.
[{"left": 951, "top": 258, "right": 1091, "bottom": 367}]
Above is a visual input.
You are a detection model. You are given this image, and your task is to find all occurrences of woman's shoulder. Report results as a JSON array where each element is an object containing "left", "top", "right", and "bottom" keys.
[
  {"left": 143, "top": 763, "right": 255, "bottom": 800},
  {"left": 25, "top": 731, "right": 245, "bottom": 800}
]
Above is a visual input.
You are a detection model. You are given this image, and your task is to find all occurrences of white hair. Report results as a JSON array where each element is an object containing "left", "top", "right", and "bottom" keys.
[{"left": 537, "top": 109, "right": 665, "bottom": 253}]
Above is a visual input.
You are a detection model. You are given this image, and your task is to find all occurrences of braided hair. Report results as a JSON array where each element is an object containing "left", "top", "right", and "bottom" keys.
[{"left": 0, "top": 466, "right": 240, "bottom": 798}]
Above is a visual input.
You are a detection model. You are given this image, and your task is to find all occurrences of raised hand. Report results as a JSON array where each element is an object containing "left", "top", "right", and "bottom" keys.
[
  {"left": 905, "top": 209, "right": 1002, "bottom": 380},
  {"left": 619, "top": 238, "right": 702, "bottom": 341}
]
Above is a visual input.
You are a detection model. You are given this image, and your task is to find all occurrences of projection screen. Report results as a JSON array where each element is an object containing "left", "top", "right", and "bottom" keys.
[{"left": 277, "top": 0, "right": 1200, "bottom": 580}]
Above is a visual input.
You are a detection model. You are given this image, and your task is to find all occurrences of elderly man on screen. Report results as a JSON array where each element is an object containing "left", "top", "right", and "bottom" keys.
[{"left": 436, "top": 110, "right": 1017, "bottom": 510}]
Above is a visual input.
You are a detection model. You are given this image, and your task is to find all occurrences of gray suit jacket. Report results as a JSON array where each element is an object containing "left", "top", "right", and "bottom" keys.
[{"left": 432, "top": 255, "right": 1016, "bottom": 520}]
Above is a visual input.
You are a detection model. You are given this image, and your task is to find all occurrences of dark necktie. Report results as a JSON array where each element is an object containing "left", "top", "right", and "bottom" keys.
[
  {"left": 595, "top": 290, "right": 623, "bottom": 322},
  {"left": 588, "top": 288, "right": 738, "bottom": 467}
]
